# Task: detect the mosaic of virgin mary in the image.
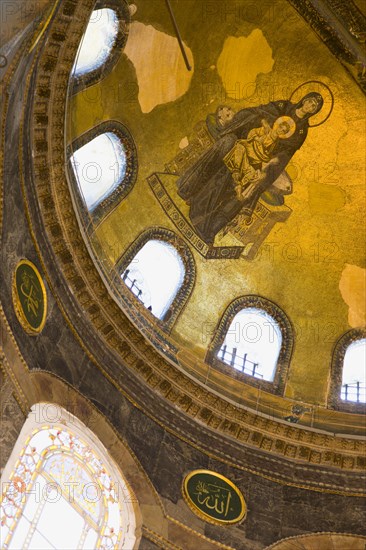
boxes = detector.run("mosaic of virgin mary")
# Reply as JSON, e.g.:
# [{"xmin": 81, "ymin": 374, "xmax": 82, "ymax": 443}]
[{"xmin": 177, "ymin": 92, "xmax": 324, "ymax": 245}]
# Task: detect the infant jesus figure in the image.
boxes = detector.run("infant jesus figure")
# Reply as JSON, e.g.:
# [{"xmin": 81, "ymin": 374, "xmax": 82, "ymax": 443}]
[{"xmin": 223, "ymin": 115, "xmax": 296, "ymax": 201}]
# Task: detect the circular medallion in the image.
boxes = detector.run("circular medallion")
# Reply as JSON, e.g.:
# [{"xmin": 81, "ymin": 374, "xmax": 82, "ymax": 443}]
[
  {"xmin": 12, "ymin": 260, "xmax": 47, "ymax": 335},
  {"xmin": 182, "ymin": 470, "xmax": 247, "ymax": 525}
]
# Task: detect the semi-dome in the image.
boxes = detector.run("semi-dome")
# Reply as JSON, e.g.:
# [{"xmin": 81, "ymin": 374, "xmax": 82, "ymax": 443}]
[
  {"xmin": 1, "ymin": 0, "xmax": 365, "ymax": 548},
  {"xmin": 65, "ymin": 0, "xmax": 365, "ymax": 427}
]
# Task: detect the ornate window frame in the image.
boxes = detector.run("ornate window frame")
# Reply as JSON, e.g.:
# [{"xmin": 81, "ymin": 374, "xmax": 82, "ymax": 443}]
[
  {"xmin": 205, "ymin": 295, "xmax": 294, "ymax": 395},
  {"xmin": 70, "ymin": 0, "xmax": 130, "ymax": 95},
  {"xmin": 0, "ymin": 403, "xmax": 140, "ymax": 550},
  {"xmin": 328, "ymin": 328, "xmax": 366, "ymax": 413},
  {"xmin": 115, "ymin": 227, "xmax": 196, "ymax": 333},
  {"xmin": 67, "ymin": 120, "xmax": 138, "ymax": 228}
]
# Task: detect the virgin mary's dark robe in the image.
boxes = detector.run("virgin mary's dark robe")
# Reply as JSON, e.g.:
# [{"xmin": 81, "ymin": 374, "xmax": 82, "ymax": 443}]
[{"xmin": 177, "ymin": 96, "xmax": 320, "ymax": 244}]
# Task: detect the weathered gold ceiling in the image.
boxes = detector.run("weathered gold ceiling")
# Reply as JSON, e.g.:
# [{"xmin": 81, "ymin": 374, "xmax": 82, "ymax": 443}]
[
  {"xmin": 1, "ymin": 5, "xmax": 366, "ymax": 547},
  {"xmin": 66, "ymin": 0, "xmax": 365, "ymax": 419}
]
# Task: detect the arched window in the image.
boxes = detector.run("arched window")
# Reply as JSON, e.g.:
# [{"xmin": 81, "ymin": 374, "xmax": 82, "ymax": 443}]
[
  {"xmin": 70, "ymin": 2, "xmax": 130, "ymax": 94},
  {"xmin": 328, "ymin": 329, "xmax": 366, "ymax": 412},
  {"xmin": 71, "ymin": 132, "xmax": 126, "ymax": 211},
  {"xmin": 68, "ymin": 121, "xmax": 137, "ymax": 224},
  {"xmin": 0, "ymin": 404, "xmax": 138, "ymax": 550},
  {"xmin": 72, "ymin": 8, "xmax": 119, "ymax": 78},
  {"xmin": 116, "ymin": 228, "xmax": 196, "ymax": 331},
  {"xmin": 218, "ymin": 307, "xmax": 282, "ymax": 382},
  {"xmin": 341, "ymin": 338, "xmax": 366, "ymax": 403},
  {"xmin": 122, "ymin": 240, "xmax": 185, "ymax": 320},
  {"xmin": 206, "ymin": 296, "xmax": 293, "ymax": 395}
]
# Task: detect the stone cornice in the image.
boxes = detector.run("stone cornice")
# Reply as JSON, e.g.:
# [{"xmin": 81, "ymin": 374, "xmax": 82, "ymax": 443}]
[{"xmin": 287, "ymin": 0, "xmax": 366, "ymax": 93}]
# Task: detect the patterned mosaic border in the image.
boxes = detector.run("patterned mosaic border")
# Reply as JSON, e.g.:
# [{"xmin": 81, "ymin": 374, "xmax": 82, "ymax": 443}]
[
  {"xmin": 206, "ymin": 296, "xmax": 293, "ymax": 396},
  {"xmin": 147, "ymin": 173, "xmax": 244, "ymax": 260},
  {"xmin": 328, "ymin": 328, "xmax": 366, "ymax": 413},
  {"xmin": 287, "ymin": 0, "xmax": 366, "ymax": 93}
]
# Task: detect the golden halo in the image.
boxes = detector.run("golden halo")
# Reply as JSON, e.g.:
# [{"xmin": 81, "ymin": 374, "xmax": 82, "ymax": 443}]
[
  {"xmin": 289, "ymin": 81, "xmax": 334, "ymax": 127},
  {"xmin": 273, "ymin": 116, "xmax": 296, "ymax": 139}
]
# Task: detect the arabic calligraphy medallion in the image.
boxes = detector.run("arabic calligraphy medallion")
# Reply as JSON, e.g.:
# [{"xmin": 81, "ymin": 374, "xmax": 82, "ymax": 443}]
[
  {"xmin": 183, "ymin": 470, "xmax": 246, "ymax": 525},
  {"xmin": 12, "ymin": 260, "xmax": 47, "ymax": 335}
]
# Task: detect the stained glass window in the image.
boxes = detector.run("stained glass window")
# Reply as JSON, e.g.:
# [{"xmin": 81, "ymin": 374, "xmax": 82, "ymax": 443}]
[
  {"xmin": 121, "ymin": 240, "xmax": 185, "ymax": 320},
  {"xmin": 70, "ymin": 132, "xmax": 127, "ymax": 211},
  {"xmin": 341, "ymin": 338, "xmax": 366, "ymax": 403},
  {"xmin": 72, "ymin": 9, "xmax": 119, "ymax": 77},
  {"xmin": 218, "ymin": 307, "xmax": 282, "ymax": 382},
  {"xmin": 0, "ymin": 405, "xmax": 137, "ymax": 549}
]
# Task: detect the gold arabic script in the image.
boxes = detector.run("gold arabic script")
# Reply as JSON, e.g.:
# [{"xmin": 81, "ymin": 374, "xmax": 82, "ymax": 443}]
[
  {"xmin": 20, "ymin": 272, "xmax": 41, "ymax": 317},
  {"xmin": 194, "ymin": 481, "xmax": 233, "ymax": 518}
]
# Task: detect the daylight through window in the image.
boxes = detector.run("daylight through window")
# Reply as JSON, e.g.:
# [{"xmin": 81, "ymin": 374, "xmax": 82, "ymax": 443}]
[
  {"xmin": 121, "ymin": 240, "xmax": 185, "ymax": 320},
  {"xmin": 70, "ymin": 132, "xmax": 127, "ymax": 211},
  {"xmin": 218, "ymin": 307, "xmax": 282, "ymax": 382},
  {"xmin": 72, "ymin": 8, "xmax": 119, "ymax": 77},
  {"xmin": 341, "ymin": 338, "xmax": 366, "ymax": 403},
  {"xmin": 0, "ymin": 405, "xmax": 138, "ymax": 550}
]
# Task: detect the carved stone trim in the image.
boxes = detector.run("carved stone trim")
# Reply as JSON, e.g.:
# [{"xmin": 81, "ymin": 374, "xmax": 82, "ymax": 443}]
[
  {"xmin": 328, "ymin": 328, "xmax": 366, "ymax": 413},
  {"xmin": 206, "ymin": 296, "xmax": 293, "ymax": 395},
  {"xmin": 67, "ymin": 120, "xmax": 138, "ymax": 227},
  {"xmin": 286, "ymin": 0, "xmax": 366, "ymax": 93},
  {"xmin": 115, "ymin": 227, "xmax": 196, "ymax": 333},
  {"xmin": 70, "ymin": 0, "xmax": 130, "ymax": 95}
]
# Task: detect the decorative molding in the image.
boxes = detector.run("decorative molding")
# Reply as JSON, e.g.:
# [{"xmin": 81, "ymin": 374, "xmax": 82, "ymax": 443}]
[
  {"xmin": 286, "ymin": 0, "xmax": 366, "ymax": 93},
  {"xmin": 265, "ymin": 531, "xmax": 366, "ymax": 549},
  {"xmin": 206, "ymin": 295, "xmax": 293, "ymax": 395},
  {"xmin": 141, "ymin": 526, "xmax": 182, "ymax": 550},
  {"xmin": 165, "ymin": 515, "xmax": 236, "ymax": 550},
  {"xmin": 328, "ymin": 328, "xmax": 366, "ymax": 413}
]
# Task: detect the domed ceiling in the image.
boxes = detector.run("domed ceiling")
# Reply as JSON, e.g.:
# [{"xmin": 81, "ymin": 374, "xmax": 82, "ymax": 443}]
[
  {"xmin": 66, "ymin": 0, "xmax": 365, "ymax": 428},
  {"xmin": 0, "ymin": 2, "xmax": 366, "ymax": 547}
]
